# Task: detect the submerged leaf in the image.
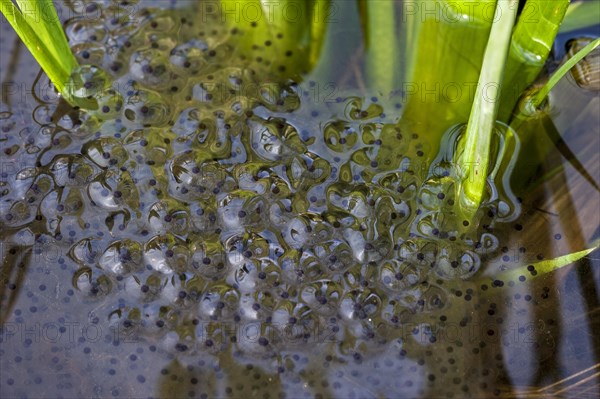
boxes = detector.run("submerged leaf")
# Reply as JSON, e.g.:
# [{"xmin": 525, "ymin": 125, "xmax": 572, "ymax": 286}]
[
  {"xmin": 489, "ymin": 242, "xmax": 599, "ymax": 283},
  {"xmin": 359, "ymin": 0, "xmax": 397, "ymax": 93}
]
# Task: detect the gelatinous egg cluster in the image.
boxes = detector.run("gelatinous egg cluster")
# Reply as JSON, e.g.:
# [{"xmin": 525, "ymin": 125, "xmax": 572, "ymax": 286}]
[
  {"xmin": 0, "ymin": 2, "xmax": 525, "ymax": 361},
  {"xmin": 3, "ymin": 2, "xmax": 588, "ymax": 399}
]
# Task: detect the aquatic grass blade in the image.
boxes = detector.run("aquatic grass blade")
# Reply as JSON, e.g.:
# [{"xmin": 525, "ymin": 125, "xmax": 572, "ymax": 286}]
[
  {"xmin": 14, "ymin": 0, "xmax": 74, "ymax": 69},
  {"xmin": 489, "ymin": 242, "xmax": 599, "ymax": 283},
  {"xmin": 510, "ymin": 37, "xmax": 599, "ymax": 129},
  {"xmin": 0, "ymin": 1, "xmax": 66, "ymax": 91},
  {"xmin": 0, "ymin": 0, "xmax": 77, "ymax": 102},
  {"xmin": 531, "ymin": 37, "xmax": 600, "ymax": 108},
  {"xmin": 458, "ymin": 0, "xmax": 519, "ymax": 218}
]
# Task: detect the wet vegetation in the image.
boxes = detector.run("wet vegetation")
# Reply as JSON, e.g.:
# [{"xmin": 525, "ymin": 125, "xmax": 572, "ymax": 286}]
[{"xmin": 0, "ymin": 1, "xmax": 599, "ymax": 398}]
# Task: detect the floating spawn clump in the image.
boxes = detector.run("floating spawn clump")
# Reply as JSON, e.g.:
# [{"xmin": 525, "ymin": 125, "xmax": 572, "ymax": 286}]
[{"xmin": 0, "ymin": 3, "xmax": 586, "ymax": 399}]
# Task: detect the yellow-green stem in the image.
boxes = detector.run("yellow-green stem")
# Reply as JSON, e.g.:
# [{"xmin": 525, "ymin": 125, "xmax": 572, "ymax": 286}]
[
  {"xmin": 460, "ymin": 0, "xmax": 519, "ymax": 218},
  {"xmin": 499, "ymin": 0, "xmax": 570, "ymax": 121}
]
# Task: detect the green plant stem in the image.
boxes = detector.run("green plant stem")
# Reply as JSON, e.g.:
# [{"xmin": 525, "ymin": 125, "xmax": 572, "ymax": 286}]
[
  {"xmin": 460, "ymin": 0, "xmax": 519, "ymax": 217},
  {"xmin": 395, "ymin": 0, "xmax": 496, "ymax": 162},
  {"xmin": 498, "ymin": 0, "xmax": 570, "ymax": 121},
  {"xmin": 359, "ymin": 0, "xmax": 397, "ymax": 94},
  {"xmin": 1, "ymin": 0, "xmax": 78, "ymax": 102}
]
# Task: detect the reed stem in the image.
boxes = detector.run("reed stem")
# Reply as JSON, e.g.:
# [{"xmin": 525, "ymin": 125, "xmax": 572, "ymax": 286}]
[{"xmin": 459, "ymin": 0, "xmax": 519, "ymax": 218}]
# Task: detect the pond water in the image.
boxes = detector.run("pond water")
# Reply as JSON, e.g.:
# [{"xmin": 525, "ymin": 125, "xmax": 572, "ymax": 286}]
[{"xmin": 1, "ymin": 1, "xmax": 599, "ymax": 398}]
